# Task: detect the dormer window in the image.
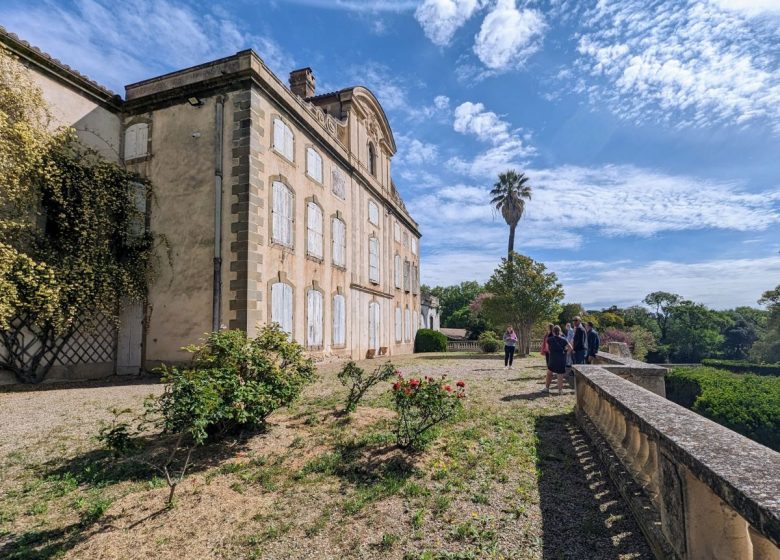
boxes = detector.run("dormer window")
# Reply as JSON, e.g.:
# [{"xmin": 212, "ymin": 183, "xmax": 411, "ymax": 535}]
[{"xmin": 368, "ymin": 142, "xmax": 376, "ymax": 176}]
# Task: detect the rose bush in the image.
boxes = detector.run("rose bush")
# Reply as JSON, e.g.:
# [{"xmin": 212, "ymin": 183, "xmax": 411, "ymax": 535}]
[{"xmin": 392, "ymin": 373, "xmax": 466, "ymax": 449}]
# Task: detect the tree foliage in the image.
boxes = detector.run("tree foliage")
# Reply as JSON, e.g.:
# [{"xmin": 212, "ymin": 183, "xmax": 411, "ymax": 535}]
[
  {"xmin": 480, "ymin": 253, "xmax": 564, "ymax": 356},
  {"xmin": 752, "ymin": 285, "xmax": 780, "ymax": 363},
  {"xmin": 489, "ymin": 170, "xmax": 532, "ymax": 258},
  {"xmin": 0, "ymin": 50, "xmax": 157, "ymax": 383}
]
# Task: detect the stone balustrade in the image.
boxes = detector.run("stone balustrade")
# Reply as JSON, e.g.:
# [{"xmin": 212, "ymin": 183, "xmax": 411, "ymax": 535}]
[
  {"xmin": 574, "ymin": 363, "xmax": 780, "ymax": 560},
  {"xmin": 592, "ymin": 347, "xmax": 668, "ymax": 397}
]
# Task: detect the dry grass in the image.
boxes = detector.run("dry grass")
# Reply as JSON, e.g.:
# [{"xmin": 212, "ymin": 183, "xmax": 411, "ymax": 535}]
[{"xmin": 0, "ymin": 353, "xmax": 652, "ymax": 560}]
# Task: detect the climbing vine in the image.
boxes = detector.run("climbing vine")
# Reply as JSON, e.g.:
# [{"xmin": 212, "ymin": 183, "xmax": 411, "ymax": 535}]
[{"xmin": 0, "ymin": 48, "xmax": 158, "ymax": 383}]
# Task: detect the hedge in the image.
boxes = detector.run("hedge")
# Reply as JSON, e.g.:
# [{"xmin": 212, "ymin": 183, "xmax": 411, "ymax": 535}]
[
  {"xmin": 700, "ymin": 358, "xmax": 780, "ymax": 377},
  {"xmin": 666, "ymin": 367, "xmax": 780, "ymax": 452},
  {"xmin": 414, "ymin": 329, "xmax": 447, "ymax": 353},
  {"xmin": 477, "ymin": 332, "xmax": 501, "ymax": 353}
]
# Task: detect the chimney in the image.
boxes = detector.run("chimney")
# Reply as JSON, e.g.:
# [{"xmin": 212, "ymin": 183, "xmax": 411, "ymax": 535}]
[{"xmin": 289, "ymin": 67, "xmax": 315, "ymax": 98}]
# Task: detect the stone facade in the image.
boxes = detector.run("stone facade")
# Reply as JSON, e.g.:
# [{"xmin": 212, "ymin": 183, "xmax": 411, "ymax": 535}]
[{"xmin": 1, "ymin": 28, "xmax": 423, "ymax": 376}]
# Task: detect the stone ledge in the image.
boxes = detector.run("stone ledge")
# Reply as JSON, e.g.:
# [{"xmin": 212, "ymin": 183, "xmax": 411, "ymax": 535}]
[
  {"xmin": 593, "ymin": 351, "xmax": 668, "ymax": 396},
  {"xmin": 574, "ymin": 366, "xmax": 780, "ymax": 549}
]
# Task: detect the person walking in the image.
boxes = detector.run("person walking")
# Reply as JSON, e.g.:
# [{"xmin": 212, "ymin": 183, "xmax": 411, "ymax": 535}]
[
  {"xmin": 586, "ymin": 321, "xmax": 600, "ymax": 364},
  {"xmin": 545, "ymin": 325, "xmax": 572, "ymax": 395},
  {"xmin": 503, "ymin": 326, "xmax": 518, "ymax": 370},
  {"xmin": 540, "ymin": 323, "xmax": 553, "ymax": 376},
  {"xmin": 572, "ymin": 316, "xmax": 588, "ymax": 365}
]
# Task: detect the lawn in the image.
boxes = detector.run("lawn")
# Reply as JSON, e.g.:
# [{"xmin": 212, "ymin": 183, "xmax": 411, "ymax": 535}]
[{"xmin": 0, "ymin": 353, "xmax": 651, "ymax": 559}]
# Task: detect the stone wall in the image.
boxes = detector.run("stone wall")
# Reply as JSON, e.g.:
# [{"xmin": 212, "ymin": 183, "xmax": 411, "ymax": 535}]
[{"xmin": 574, "ymin": 359, "xmax": 780, "ymax": 560}]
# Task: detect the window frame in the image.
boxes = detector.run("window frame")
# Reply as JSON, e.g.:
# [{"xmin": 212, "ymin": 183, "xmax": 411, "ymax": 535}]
[
  {"xmin": 271, "ymin": 180, "xmax": 294, "ymax": 248},
  {"xmin": 368, "ymin": 236, "xmax": 380, "ymax": 285},
  {"xmin": 272, "ymin": 117, "xmax": 295, "ymax": 162},
  {"xmin": 306, "ymin": 200, "xmax": 324, "ymax": 260},
  {"xmin": 331, "ymin": 216, "xmax": 347, "ymax": 268}
]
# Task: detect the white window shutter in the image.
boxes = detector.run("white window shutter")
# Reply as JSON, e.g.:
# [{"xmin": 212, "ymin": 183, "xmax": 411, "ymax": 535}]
[
  {"xmin": 395, "ymin": 307, "xmax": 402, "ymax": 342},
  {"xmin": 404, "ymin": 260, "xmax": 410, "ymax": 292},
  {"xmin": 412, "ymin": 237, "xmax": 418, "ymax": 255},
  {"xmin": 307, "ymin": 202, "xmax": 323, "ymax": 258},
  {"xmin": 333, "ymin": 294, "xmax": 345, "ymax": 346},
  {"xmin": 368, "ymin": 201, "xmax": 379, "ymax": 225},
  {"xmin": 369, "ymin": 302, "xmax": 380, "ymax": 351},
  {"xmin": 272, "ymin": 181, "xmax": 293, "ymax": 246},
  {"xmin": 369, "ymin": 237, "xmax": 379, "ymax": 283},
  {"xmin": 285, "ymin": 125, "xmax": 294, "ymax": 160},
  {"xmin": 307, "ymin": 290, "xmax": 322, "ymax": 346},
  {"xmin": 394, "ymin": 223, "xmax": 401, "ymax": 242},
  {"xmin": 332, "ymin": 168, "xmax": 346, "ymax": 199},
  {"xmin": 272, "ymin": 283, "xmax": 293, "ymax": 336},
  {"xmin": 332, "ymin": 218, "xmax": 346, "ymax": 267},
  {"xmin": 394, "ymin": 255, "xmax": 401, "ymax": 288},
  {"xmin": 405, "ymin": 308, "xmax": 411, "ymax": 342},
  {"xmin": 413, "ymin": 311, "xmax": 418, "ymax": 340}
]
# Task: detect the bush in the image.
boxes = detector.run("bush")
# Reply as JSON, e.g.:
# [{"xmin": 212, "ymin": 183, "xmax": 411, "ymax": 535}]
[
  {"xmin": 666, "ymin": 367, "xmax": 780, "ymax": 451},
  {"xmin": 392, "ymin": 373, "xmax": 465, "ymax": 449},
  {"xmin": 701, "ymin": 359, "xmax": 780, "ymax": 377},
  {"xmin": 477, "ymin": 332, "xmax": 500, "ymax": 353},
  {"xmin": 414, "ymin": 329, "xmax": 447, "ymax": 353},
  {"xmin": 338, "ymin": 361, "xmax": 397, "ymax": 413}
]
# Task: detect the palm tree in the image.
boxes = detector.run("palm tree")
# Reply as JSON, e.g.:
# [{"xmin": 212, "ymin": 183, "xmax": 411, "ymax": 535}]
[{"xmin": 490, "ymin": 170, "xmax": 532, "ymax": 258}]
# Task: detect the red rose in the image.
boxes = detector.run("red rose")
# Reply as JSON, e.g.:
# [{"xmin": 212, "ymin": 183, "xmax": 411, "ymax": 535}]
[
  {"xmin": 444, "ymin": 385, "xmax": 452, "ymax": 392},
  {"xmin": 392, "ymin": 382, "xmax": 400, "ymax": 391},
  {"xmin": 404, "ymin": 388, "xmax": 412, "ymax": 396},
  {"xmin": 410, "ymin": 379, "xmax": 420, "ymax": 387},
  {"xmin": 456, "ymin": 381, "xmax": 465, "ymax": 388}
]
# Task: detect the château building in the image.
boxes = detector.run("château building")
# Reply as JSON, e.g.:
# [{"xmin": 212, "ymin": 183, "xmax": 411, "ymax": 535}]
[{"xmin": 0, "ymin": 27, "xmax": 423, "ymax": 377}]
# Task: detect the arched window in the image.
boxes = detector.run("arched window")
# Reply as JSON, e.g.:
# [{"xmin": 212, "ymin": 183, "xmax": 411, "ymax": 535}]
[
  {"xmin": 368, "ymin": 142, "xmax": 376, "ymax": 176},
  {"xmin": 271, "ymin": 282, "xmax": 293, "ymax": 335},
  {"xmin": 307, "ymin": 289, "xmax": 323, "ymax": 347},
  {"xmin": 394, "ymin": 254, "xmax": 401, "ymax": 289},
  {"xmin": 404, "ymin": 308, "xmax": 411, "ymax": 343},
  {"xmin": 395, "ymin": 306, "xmax": 402, "ymax": 343},
  {"xmin": 272, "ymin": 118, "xmax": 294, "ymax": 161},
  {"xmin": 332, "ymin": 217, "xmax": 346, "ymax": 267},
  {"xmin": 272, "ymin": 181, "xmax": 293, "ymax": 247},
  {"xmin": 333, "ymin": 294, "xmax": 346, "ymax": 346},
  {"xmin": 306, "ymin": 201, "xmax": 323, "ymax": 259},
  {"xmin": 368, "ymin": 236, "xmax": 380, "ymax": 284},
  {"xmin": 306, "ymin": 147, "xmax": 323, "ymax": 183},
  {"xmin": 124, "ymin": 123, "xmax": 148, "ymax": 160}
]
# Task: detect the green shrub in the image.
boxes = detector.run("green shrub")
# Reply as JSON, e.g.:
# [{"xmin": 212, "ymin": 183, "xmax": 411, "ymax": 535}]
[
  {"xmin": 477, "ymin": 332, "xmax": 500, "ymax": 353},
  {"xmin": 414, "ymin": 329, "xmax": 447, "ymax": 353},
  {"xmin": 337, "ymin": 361, "xmax": 397, "ymax": 413},
  {"xmin": 666, "ymin": 367, "xmax": 780, "ymax": 451},
  {"xmin": 701, "ymin": 359, "xmax": 780, "ymax": 377},
  {"xmin": 392, "ymin": 374, "xmax": 465, "ymax": 449}
]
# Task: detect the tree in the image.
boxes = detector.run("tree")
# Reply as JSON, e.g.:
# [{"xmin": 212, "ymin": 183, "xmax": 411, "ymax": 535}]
[
  {"xmin": 623, "ymin": 305, "xmax": 661, "ymax": 337},
  {"xmin": 480, "ymin": 253, "xmax": 564, "ymax": 356},
  {"xmin": 424, "ymin": 281, "xmax": 483, "ymax": 328},
  {"xmin": 557, "ymin": 303, "xmax": 585, "ymax": 326},
  {"xmin": 721, "ymin": 314, "xmax": 758, "ymax": 359},
  {"xmin": 643, "ymin": 291, "xmax": 682, "ymax": 342},
  {"xmin": 0, "ymin": 50, "xmax": 157, "ymax": 383},
  {"xmin": 489, "ymin": 170, "xmax": 532, "ymax": 258},
  {"xmin": 665, "ymin": 301, "xmax": 724, "ymax": 362},
  {"xmin": 751, "ymin": 285, "xmax": 780, "ymax": 363}
]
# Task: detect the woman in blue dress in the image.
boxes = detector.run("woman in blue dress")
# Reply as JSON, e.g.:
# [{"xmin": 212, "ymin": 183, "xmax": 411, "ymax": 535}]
[{"xmin": 545, "ymin": 325, "xmax": 573, "ymax": 395}]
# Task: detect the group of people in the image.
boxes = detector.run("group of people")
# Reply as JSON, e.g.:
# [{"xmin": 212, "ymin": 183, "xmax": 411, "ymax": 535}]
[{"xmin": 500, "ymin": 317, "xmax": 601, "ymax": 395}]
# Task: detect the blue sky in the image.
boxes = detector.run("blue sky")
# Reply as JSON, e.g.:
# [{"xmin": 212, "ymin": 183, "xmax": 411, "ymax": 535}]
[{"xmin": 3, "ymin": 0, "xmax": 780, "ymax": 309}]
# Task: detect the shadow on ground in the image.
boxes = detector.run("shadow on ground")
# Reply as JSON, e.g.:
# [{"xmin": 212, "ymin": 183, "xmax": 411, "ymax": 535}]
[
  {"xmin": 534, "ymin": 413, "xmax": 653, "ymax": 559},
  {"xmin": 0, "ymin": 374, "xmax": 162, "ymax": 394}
]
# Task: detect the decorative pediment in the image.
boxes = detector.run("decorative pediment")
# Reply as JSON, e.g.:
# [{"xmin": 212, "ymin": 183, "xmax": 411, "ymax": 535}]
[{"xmin": 351, "ymin": 87, "xmax": 397, "ymax": 155}]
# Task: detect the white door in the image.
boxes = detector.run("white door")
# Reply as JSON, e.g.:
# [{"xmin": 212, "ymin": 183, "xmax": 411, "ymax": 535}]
[{"xmin": 116, "ymin": 302, "xmax": 143, "ymax": 374}]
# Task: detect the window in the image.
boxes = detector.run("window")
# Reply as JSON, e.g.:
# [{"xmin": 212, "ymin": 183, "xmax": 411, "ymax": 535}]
[
  {"xmin": 395, "ymin": 306, "xmax": 402, "ymax": 343},
  {"xmin": 368, "ymin": 200, "xmax": 379, "ymax": 226},
  {"xmin": 307, "ymin": 289, "xmax": 323, "ymax": 347},
  {"xmin": 403, "ymin": 260, "xmax": 411, "ymax": 292},
  {"xmin": 394, "ymin": 255, "xmax": 401, "ymax": 289},
  {"xmin": 412, "ymin": 237, "xmax": 418, "ymax": 255},
  {"xmin": 333, "ymin": 294, "xmax": 346, "ymax": 346},
  {"xmin": 271, "ymin": 282, "xmax": 293, "ymax": 335},
  {"xmin": 413, "ymin": 310, "xmax": 418, "ymax": 340},
  {"xmin": 394, "ymin": 222, "xmax": 401, "ymax": 243},
  {"xmin": 332, "ymin": 168, "xmax": 346, "ymax": 200},
  {"xmin": 306, "ymin": 201, "xmax": 323, "ymax": 259},
  {"xmin": 403, "ymin": 231, "xmax": 410, "ymax": 250},
  {"xmin": 306, "ymin": 147, "xmax": 323, "ymax": 183},
  {"xmin": 272, "ymin": 181, "xmax": 293, "ymax": 247},
  {"xmin": 332, "ymin": 217, "xmax": 346, "ymax": 267},
  {"xmin": 412, "ymin": 264, "xmax": 419, "ymax": 294},
  {"xmin": 124, "ymin": 123, "xmax": 148, "ymax": 160},
  {"xmin": 368, "ymin": 237, "xmax": 380, "ymax": 284},
  {"xmin": 369, "ymin": 301, "xmax": 380, "ymax": 351},
  {"xmin": 272, "ymin": 118, "xmax": 294, "ymax": 161},
  {"xmin": 129, "ymin": 182, "xmax": 147, "ymax": 238},
  {"xmin": 404, "ymin": 308, "xmax": 411, "ymax": 343},
  {"xmin": 368, "ymin": 142, "xmax": 376, "ymax": 176}
]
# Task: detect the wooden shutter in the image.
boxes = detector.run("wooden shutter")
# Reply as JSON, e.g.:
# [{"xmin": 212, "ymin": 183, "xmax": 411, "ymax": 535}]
[
  {"xmin": 412, "ymin": 237, "xmax": 417, "ymax": 255},
  {"xmin": 404, "ymin": 260, "xmax": 410, "ymax": 292},
  {"xmin": 307, "ymin": 290, "xmax": 322, "ymax": 347},
  {"xmin": 285, "ymin": 124, "xmax": 294, "ymax": 160},
  {"xmin": 395, "ymin": 307, "xmax": 402, "ymax": 342},
  {"xmin": 369, "ymin": 237, "xmax": 379, "ymax": 284},
  {"xmin": 394, "ymin": 255, "xmax": 401, "ymax": 288},
  {"xmin": 124, "ymin": 123, "xmax": 148, "ymax": 160},
  {"xmin": 394, "ymin": 222, "xmax": 401, "ymax": 242},
  {"xmin": 413, "ymin": 311, "xmax": 418, "ymax": 340},
  {"xmin": 405, "ymin": 308, "xmax": 411, "ymax": 342},
  {"xmin": 307, "ymin": 148, "xmax": 322, "ymax": 183},
  {"xmin": 368, "ymin": 201, "xmax": 379, "ymax": 225},
  {"xmin": 307, "ymin": 202, "xmax": 323, "ymax": 258},
  {"xmin": 332, "ymin": 168, "xmax": 346, "ymax": 199},
  {"xmin": 332, "ymin": 218, "xmax": 346, "ymax": 267},
  {"xmin": 369, "ymin": 302, "xmax": 380, "ymax": 351},
  {"xmin": 273, "ymin": 181, "xmax": 293, "ymax": 246},
  {"xmin": 272, "ymin": 283, "xmax": 293, "ymax": 335},
  {"xmin": 333, "ymin": 294, "xmax": 345, "ymax": 346}
]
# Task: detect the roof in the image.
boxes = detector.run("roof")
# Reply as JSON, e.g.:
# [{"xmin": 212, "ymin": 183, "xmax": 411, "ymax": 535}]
[
  {"xmin": 440, "ymin": 328, "xmax": 468, "ymax": 340},
  {"xmin": 0, "ymin": 25, "xmax": 120, "ymax": 106}
]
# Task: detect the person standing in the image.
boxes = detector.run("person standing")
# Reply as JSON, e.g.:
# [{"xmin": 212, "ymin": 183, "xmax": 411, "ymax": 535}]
[
  {"xmin": 572, "ymin": 316, "xmax": 588, "ymax": 365},
  {"xmin": 540, "ymin": 323, "xmax": 553, "ymax": 374},
  {"xmin": 503, "ymin": 326, "xmax": 518, "ymax": 370},
  {"xmin": 586, "ymin": 321, "xmax": 600, "ymax": 364},
  {"xmin": 565, "ymin": 322, "xmax": 574, "ymax": 368},
  {"xmin": 545, "ymin": 325, "xmax": 572, "ymax": 395}
]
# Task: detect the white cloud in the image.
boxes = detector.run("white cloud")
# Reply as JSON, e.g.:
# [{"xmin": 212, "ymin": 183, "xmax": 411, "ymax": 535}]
[
  {"xmin": 711, "ymin": 0, "xmax": 780, "ymax": 16},
  {"xmin": 449, "ymin": 101, "xmax": 536, "ymax": 177},
  {"xmin": 0, "ymin": 0, "xmax": 294, "ymax": 94},
  {"xmin": 473, "ymin": 0, "xmax": 546, "ymax": 71},
  {"xmin": 573, "ymin": 0, "xmax": 780, "ymax": 131},
  {"xmin": 434, "ymin": 95, "xmax": 451, "ymax": 110},
  {"xmin": 280, "ymin": 0, "xmax": 418, "ymax": 11},
  {"xmin": 415, "ymin": 0, "xmax": 485, "ymax": 46},
  {"xmin": 550, "ymin": 256, "xmax": 780, "ymax": 309},
  {"xmin": 395, "ymin": 134, "xmax": 439, "ymax": 166}
]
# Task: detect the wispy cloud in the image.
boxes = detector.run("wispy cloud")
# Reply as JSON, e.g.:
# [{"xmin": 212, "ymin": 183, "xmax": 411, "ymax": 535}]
[
  {"xmin": 711, "ymin": 0, "xmax": 780, "ymax": 16},
  {"xmin": 572, "ymin": 0, "xmax": 780, "ymax": 132},
  {"xmin": 448, "ymin": 101, "xmax": 536, "ymax": 177},
  {"xmin": 0, "ymin": 0, "xmax": 294, "ymax": 94},
  {"xmin": 279, "ymin": 0, "xmax": 418, "ymax": 12}
]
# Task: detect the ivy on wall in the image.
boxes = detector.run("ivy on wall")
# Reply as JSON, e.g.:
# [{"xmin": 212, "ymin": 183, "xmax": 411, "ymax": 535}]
[{"xmin": 0, "ymin": 49, "xmax": 158, "ymax": 383}]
